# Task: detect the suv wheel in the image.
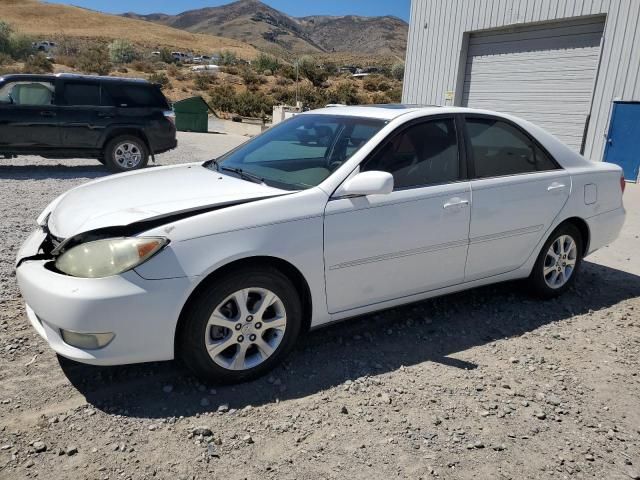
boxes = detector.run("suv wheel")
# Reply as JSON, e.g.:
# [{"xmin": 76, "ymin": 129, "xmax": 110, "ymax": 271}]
[
  {"xmin": 104, "ymin": 135, "xmax": 149, "ymax": 172},
  {"xmin": 178, "ymin": 267, "xmax": 303, "ymax": 383}
]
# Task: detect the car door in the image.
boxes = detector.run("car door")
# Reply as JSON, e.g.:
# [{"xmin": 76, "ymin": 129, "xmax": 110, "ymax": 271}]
[
  {"xmin": 463, "ymin": 115, "xmax": 570, "ymax": 281},
  {"xmin": 323, "ymin": 116, "xmax": 471, "ymax": 313},
  {"xmin": 0, "ymin": 79, "xmax": 60, "ymax": 149},
  {"xmin": 57, "ymin": 80, "xmax": 113, "ymax": 148}
]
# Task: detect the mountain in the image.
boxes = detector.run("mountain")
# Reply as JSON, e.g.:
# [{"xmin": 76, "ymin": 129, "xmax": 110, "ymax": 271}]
[
  {"xmin": 122, "ymin": 0, "xmax": 408, "ymax": 58},
  {"xmin": 0, "ymin": 0, "xmax": 257, "ymax": 58}
]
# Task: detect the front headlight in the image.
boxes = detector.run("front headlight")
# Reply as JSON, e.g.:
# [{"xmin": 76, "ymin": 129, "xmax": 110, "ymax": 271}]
[{"xmin": 55, "ymin": 237, "xmax": 168, "ymax": 278}]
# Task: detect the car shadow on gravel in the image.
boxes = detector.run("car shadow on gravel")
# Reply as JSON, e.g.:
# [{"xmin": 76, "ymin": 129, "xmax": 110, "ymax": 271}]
[
  {"xmin": 0, "ymin": 164, "xmax": 109, "ymax": 180},
  {"xmin": 58, "ymin": 261, "xmax": 640, "ymax": 419}
]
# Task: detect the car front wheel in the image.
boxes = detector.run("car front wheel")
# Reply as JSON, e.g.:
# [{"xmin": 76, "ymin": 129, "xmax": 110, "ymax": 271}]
[
  {"xmin": 178, "ymin": 267, "xmax": 302, "ymax": 383},
  {"xmin": 103, "ymin": 135, "xmax": 149, "ymax": 172},
  {"xmin": 529, "ymin": 223, "xmax": 583, "ymax": 298}
]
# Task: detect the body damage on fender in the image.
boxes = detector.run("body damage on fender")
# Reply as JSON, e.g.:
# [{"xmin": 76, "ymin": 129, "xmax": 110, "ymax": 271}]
[{"xmin": 16, "ymin": 194, "xmax": 288, "ymax": 268}]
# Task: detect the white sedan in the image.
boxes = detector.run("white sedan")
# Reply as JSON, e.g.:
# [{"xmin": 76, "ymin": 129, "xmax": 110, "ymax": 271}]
[{"xmin": 16, "ymin": 105, "xmax": 626, "ymax": 383}]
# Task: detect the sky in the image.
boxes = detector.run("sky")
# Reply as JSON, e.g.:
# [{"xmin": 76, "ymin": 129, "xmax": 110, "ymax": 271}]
[{"xmin": 48, "ymin": 0, "xmax": 411, "ymax": 21}]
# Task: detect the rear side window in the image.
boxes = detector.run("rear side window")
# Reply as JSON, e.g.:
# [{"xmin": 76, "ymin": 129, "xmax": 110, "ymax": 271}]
[
  {"xmin": 466, "ymin": 117, "xmax": 558, "ymax": 178},
  {"xmin": 103, "ymin": 84, "xmax": 169, "ymax": 108},
  {"xmin": 363, "ymin": 118, "xmax": 460, "ymax": 189},
  {"xmin": 61, "ymin": 82, "xmax": 101, "ymax": 106}
]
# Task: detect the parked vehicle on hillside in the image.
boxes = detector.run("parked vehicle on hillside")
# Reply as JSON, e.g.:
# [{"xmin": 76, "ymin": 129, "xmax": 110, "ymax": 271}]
[
  {"xmin": 16, "ymin": 105, "xmax": 626, "ymax": 383},
  {"xmin": 32, "ymin": 40, "xmax": 57, "ymax": 53},
  {"xmin": 0, "ymin": 73, "xmax": 177, "ymax": 172}
]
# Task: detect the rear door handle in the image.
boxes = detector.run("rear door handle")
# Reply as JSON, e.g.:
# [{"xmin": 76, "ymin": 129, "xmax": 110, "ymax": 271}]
[
  {"xmin": 97, "ymin": 112, "xmax": 114, "ymax": 118},
  {"xmin": 547, "ymin": 182, "xmax": 566, "ymax": 192},
  {"xmin": 443, "ymin": 198, "xmax": 470, "ymax": 209},
  {"xmin": 39, "ymin": 111, "xmax": 56, "ymax": 117}
]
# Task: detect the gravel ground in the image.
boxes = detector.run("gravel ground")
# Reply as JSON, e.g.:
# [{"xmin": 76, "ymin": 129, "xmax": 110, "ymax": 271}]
[{"xmin": 1, "ymin": 135, "xmax": 639, "ymax": 480}]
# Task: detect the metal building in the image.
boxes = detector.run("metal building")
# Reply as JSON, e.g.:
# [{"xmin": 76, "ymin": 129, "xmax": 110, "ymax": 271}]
[{"xmin": 403, "ymin": 0, "xmax": 640, "ymax": 180}]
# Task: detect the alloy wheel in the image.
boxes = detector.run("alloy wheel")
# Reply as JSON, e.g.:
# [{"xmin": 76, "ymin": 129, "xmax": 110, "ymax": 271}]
[
  {"xmin": 543, "ymin": 234, "xmax": 578, "ymax": 289},
  {"xmin": 113, "ymin": 142, "xmax": 142, "ymax": 169},
  {"xmin": 205, "ymin": 288, "xmax": 287, "ymax": 371}
]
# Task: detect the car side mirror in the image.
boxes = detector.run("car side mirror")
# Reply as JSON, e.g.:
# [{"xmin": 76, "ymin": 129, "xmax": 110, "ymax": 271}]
[{"xmin": 335, "ymin": 171, "xmax": 394, "ymax": 197}]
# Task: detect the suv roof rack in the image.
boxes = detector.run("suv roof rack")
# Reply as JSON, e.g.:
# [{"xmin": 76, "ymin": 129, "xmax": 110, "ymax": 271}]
[{"xmin": 54, "ymin": 73, "xmax": 149, "ymax": 83}]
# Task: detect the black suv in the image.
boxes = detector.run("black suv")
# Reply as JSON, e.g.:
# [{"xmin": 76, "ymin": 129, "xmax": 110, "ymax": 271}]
[{"xmin": 0, "ymin": 73, "xmax": 177, "ymax": 172}]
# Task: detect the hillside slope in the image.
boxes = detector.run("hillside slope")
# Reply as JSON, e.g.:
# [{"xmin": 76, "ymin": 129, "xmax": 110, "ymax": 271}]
[
  {"xmin": 0, "ymin": 0, "xmax": 257, "ymax": 58},
  {"xmin": 123, "ymin": 0, "xmax": 408, "ymax": 58}
]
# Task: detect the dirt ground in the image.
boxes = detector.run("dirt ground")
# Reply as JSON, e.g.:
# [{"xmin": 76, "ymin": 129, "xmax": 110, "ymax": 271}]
[{"xmin": 1, "ymin": 135, "xmax": 639, "ymax": 480}]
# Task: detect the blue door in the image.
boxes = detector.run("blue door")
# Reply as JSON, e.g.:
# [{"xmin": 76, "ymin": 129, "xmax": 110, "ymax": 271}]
[{"xmin": 604, "ymin": 102, "xmax": 640, "ymax": 182}]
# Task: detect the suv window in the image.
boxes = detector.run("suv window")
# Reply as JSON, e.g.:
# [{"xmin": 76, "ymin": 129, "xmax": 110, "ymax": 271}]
[
  {"xmin": 103, "ymin": 83, "xmax": 168, "ymax": 108},
  {"xmin": 363, "ymin": 118, "xmax": 460, "ymax": 189},
  {"xmin": 466, "ymin": 117, "xmax": 558, "ymax": 178},
  {"xmin": 61, "ymin": 82, "xmax": 100, "ymax": 106},
  {"xmin": 0, "ymin": 81, "xmax": 54, "ymax": 106}
]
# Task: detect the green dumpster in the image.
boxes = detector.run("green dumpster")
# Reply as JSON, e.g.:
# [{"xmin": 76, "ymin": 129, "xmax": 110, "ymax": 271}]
[{"xmin": 173, "ymin": 96, "xmax": 211, "ymax": 133}]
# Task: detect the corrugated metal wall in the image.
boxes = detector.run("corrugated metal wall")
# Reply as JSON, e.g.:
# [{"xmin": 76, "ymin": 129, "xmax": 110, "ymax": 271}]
[{"xmin": 403, "ymin": 0, "xmax": 640, "ymax": 162}]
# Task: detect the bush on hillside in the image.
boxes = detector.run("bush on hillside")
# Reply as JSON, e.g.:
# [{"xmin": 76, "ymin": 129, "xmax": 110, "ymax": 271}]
[
  {"xmin": 148, "ymin": 72, "xmax": 171, "ymax": 89},
  {"xmin": 254, "ymin": 53, "xmax": 280, "ymax": 74},
  {"xmin": 218, "ymin": 50, "xmax": 238, "ymax": 66},
  {"xmin": 0, "ymin": 52, "xmax": 12, "ymax": 65},
  {"xmin": 391, "ymin": 62, "xmax": 405, "ymax": 81},
  {"xmin": 109, "ymin": 39, "xmax": 138, "ymax": 64},
  {"xmin": 22, "ymin": 53, "xmax": 54, "ymax": 74},
  {"xmin": 209, "ymin": 84, "xmax": 237, "ymax": 113},
  {"xmin": 193, "ymin": 72, "xmax": 216, "ymax": 90},
  {"xmin": 158, "ymin": 48, "xmax": 175, "ymax": 64},
  {"xmin": 0, "ymin": 21, "xmax": 34, "ymax": 60},
  {"xmin": 297, "ymin": 55, "xmax": 328, "ymax": 87},
  {"xmin": 77, "ymin": 44, "xmax": 112, "ymax": 75}
]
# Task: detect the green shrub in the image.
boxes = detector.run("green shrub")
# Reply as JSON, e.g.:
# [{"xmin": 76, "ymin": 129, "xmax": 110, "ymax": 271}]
[
  {"xmin": 233, "ymin": 90, "xmax": 274, "ymax": 118},
  {"xmin": 209, "ymin": 84, "xmax": 237, "ymax": 113},
  {"xmin": 193, "ymin": 72, "xmax": 215, "ymax": 90},
  {"xmin": 391, "ymin": 62, "xmax": 405, "ymax": 81},
  {"xmin": 0, "ymin": 52, "xmax": 11, "ymax": 65},
  {"xmin": 131, "ymin": 60, "xmax": 156, "ymax": 73},
  {"xmin": 297, "ymin": 55, "xmax": 327, "ymax": 87},
  {"xmin": 158, "ymin": 48, "xmax": 175, "ymax": 64},
  {"xmin": 0, "ymin": 21, "xmax": 11, "ymax": 55},
  {"xmin": 254, "ymin": 53, "xmax": 280, "ymax": 74},
  {"xmin": 22, "ymin": 53, "xmax": 54, "ymax": 74},
  {"xmin": 109, "ymin": 39, "xmax": 138, "ymax": 64},
  {"xmin": 77, "ymin": 45, "xmax": 112, "ymax": 75},
  {"xmin": 328, "ymin": 82, "xmax": 364, "ymax": 105},
  {"xmin": 0, "ymin": 22, "xmax": 34, "ymax": 61},
  {"xmin": 218, "ymin": 50, "xmax": 238, "ymax": 66},
  {"xmin": 363, "ymin": 75, "xmax": 391, "ymax": 92},
  {"xmin": 148, "ymin": 72, "xmax": 170, "ymax": 89}
]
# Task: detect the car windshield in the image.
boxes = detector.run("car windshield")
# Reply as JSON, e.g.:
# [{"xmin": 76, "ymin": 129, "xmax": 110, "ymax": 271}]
[{"xmin": 207, "ymin": 114, "xmax": 386, "ymax": 190}]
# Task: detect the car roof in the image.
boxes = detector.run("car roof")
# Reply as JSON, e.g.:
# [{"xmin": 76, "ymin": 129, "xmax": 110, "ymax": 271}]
[{"xmin": 0, "ymin": 73, "xmax": 150, "ymax": 84}]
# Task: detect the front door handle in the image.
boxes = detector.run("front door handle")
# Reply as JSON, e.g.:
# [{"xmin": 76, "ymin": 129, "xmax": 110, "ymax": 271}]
[
  {"xmin": 547, "ymin": 182, "xmax": 566, "ymax": 192},
  {"xmin": 39, "ymin": 111, "xmax": 56, "ymax": 117},
  {"xmin": 97, "ymin": 112, "xmax": 114, "ymax": 118},
  {"xmin": 443, "ymin": 198, "xmax": 470, "ymax": 209}
]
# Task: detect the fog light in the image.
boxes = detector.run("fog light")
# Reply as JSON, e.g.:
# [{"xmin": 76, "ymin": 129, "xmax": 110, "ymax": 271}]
[{"xmin": 60, "ymin": 330, "xmax": 115, "ymax": 350}]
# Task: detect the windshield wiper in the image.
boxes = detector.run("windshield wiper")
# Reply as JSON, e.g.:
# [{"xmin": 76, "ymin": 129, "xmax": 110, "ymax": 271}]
[{"xmin": 220, "ymin": 166, "xmax": 265, "ymax": 185}]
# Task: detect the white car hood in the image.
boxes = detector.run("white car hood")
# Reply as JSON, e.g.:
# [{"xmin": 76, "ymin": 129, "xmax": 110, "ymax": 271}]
[{"xmin": 48, "ymin": 164, "xmax": 287, "ymax": 238}]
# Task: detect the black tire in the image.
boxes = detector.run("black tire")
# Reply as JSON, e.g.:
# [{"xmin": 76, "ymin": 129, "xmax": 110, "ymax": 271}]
[
  {"xmin": 103, "ymin": 135, "xmax": 149, "ymax": 173},
  {"xmin": 528, "ymin": 223, "xmax": 583, "ymax": 298},
  {"xmin": 178, "ymin": 267, "xmax": 303, "ymax": 384}
]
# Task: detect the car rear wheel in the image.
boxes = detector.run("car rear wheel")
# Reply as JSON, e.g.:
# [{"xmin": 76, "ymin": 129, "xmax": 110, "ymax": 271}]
[
  {"xmin": 528, "ymin": 223, "xmax": 583, "ymax": 298},
  {"xmin": 103, "ymin": 135, "xmax": 149, "ymax": 172},
  {"xmin": 178, "ymin": 267, "xmax": 302, "ymax": 383}
]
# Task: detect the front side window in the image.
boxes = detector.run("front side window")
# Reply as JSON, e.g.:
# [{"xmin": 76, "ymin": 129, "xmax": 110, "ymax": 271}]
[
  {"xmin": 466, "ymin": 117, "xmax": 558, "ymax": 178},
  {"xmin": 209, "ymin": 115, "xmax": 386, "ymax": 190},
  {"xmin": 362, "ymin": 118, "xmax": 460, "ymax": 189},
  {"xmin": 0, "ymin": 81, "xmax": 54, "ymax": 106},
  {"xmin": 61, "ymin": 82, "xmax": 101, "ymax": 106}
]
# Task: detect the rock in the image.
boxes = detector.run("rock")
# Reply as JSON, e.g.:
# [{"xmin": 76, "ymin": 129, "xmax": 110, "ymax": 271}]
[
  {"xmin": 493, "ymin": 444, "xmax": 506, "ymax": 451},
  {"xmin": 243, "ymin": 435, "xmax": 254, "ymax": 444},
  {"xmin": 217, "ymin": 404, "xmax": 229, "ymax": 413},
  {"xmin": 546, "ymin": 395, "xmax": 561, "ymax": 407},
  {"xmin": 340, "ymin": 406, "xmax": 348, "ymax": 414},
  {"xmin": 509, "ymin": 357, "xmax": 519, "ymax": 364},
  {"xmin": 32, "ymin": 441, "xmax": 46, "ymax": 453},
  {"xmin": 162, "ymin": 385, "xmax": 174, "ymax": 393},
  {"xmin": 585, "ymin": 454, "xmax": 595, "ymax": 461},
  {"xmin": 474, "ymin": 441, "xmax": 485, "ymax": 449},
  {"xmin": 480, "ymin": 410, "xmax": 490, "ymax": 417},
  {"xmin": 66, "ymin": 446, "xmax": 78, "ymax": 456},
  {"xmin": 24, "ymin": 459, "xmax": 35, "ymax": 468},
  {"xmin": 148, "ymin": 424, "xmax": 157, "ymax": 431},
  {"xmin": 207, "ymin": 443, "xmax": 219, "ymax": 458},
  {"xmin": 193, "ymin": 427, "xmax": 213, "ymax": 437},
  {"xmin": 534, "ymin": 412, "xmax": 547, "ymax": 420}
]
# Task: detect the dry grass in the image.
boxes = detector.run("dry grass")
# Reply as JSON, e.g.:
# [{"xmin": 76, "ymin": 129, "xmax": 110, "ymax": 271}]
[{"xmin": 0, "ymin": 0, "xmax": 258, "ymax": 58}]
